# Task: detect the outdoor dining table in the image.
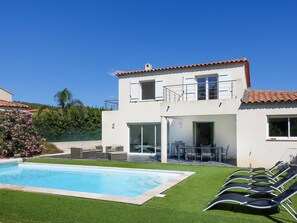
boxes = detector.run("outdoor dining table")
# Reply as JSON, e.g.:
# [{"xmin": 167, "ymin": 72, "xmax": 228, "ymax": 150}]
[{"xmin": 177, "ymin": 145, "xmax": 223, "ymax": 162}]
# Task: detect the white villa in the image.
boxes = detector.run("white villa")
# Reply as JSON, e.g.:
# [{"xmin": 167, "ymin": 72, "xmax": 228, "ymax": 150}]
[{"xmin": 102, "ymin": 58, "xmax": 297, "ymax": 167}]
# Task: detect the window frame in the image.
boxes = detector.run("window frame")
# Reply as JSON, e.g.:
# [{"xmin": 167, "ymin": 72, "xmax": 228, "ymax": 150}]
[
  {"xmin": 196, "ymin": 75, "xmax": 218, "ymax": 100},
  {"xmin": 140, "ymin": 80, "xmax": 156, "ymax": 101},
  {"xmin": 128, "ymin": 123, "xmax": 161, "ymax": 154},
  {"xmin": 267, "ymin": 116, "xmax": 297, "ymax": 141}
]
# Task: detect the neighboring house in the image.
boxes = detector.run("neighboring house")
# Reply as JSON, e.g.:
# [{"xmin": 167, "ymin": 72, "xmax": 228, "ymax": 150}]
[
  {"xmin": 0, "ymin": 87, "xmax": 29, "ymax": 110},
  {"xmin": 102, "ymin": 58, "xmax": 297, "ymax": 167}
]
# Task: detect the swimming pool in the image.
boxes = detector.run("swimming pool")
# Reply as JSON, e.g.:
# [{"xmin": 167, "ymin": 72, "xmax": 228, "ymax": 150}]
[{"xmin": 0, "ymin": 160, "xmax": 194, "ymax": 204}]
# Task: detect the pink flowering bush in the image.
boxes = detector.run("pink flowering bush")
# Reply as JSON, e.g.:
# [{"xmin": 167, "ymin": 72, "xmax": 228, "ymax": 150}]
[{"xmin": 0, "ymin": 109, "xmax": 44, "ymax": 157}]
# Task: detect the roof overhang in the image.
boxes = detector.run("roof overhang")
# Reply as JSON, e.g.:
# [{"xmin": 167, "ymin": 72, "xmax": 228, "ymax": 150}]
[{"xmin": 116, "ymin": 58, "xmax": 251, "ymax": 88}]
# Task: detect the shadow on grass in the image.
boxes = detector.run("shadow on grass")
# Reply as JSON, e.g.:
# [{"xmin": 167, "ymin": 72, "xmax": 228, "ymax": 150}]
[
  {"xmin": 208, "ymin": 203, "xmax": 281, "ymax": 220},
  {"xmin": 265, "ymin": 215, "xmax": 295, "ymax": 223}
]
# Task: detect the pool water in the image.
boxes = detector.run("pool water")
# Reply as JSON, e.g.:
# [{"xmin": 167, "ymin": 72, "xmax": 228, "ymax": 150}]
[{"xmin": 0, "ymin": 162, "xmax": 180, "ymax": 197}]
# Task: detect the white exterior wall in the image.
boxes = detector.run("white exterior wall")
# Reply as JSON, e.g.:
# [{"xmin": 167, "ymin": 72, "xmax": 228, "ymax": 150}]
[
  {"xmin": 237, "ymin": 103, "xmax": 297, "ymax": 168},
  {"xmin": 102, "ymin": 62, "xmax": 248, "ymax": 158},
  {"xmin": 51, "ymin": 140, "xmax": 102, "ymax": 153},
  {"xmin": 0, "ymin": 88, "xmax": 13, "ymax": 101},
  {"xmin": 169, "ymin": 115, "xmax": 237, "ymax": 158},
  {"xmin": 118, "ymin": 63, "xmax": 247, "ymax": 110},
  {"xmin": 102, "ymin": 103, "xmax": 161, "ymax": 152}
]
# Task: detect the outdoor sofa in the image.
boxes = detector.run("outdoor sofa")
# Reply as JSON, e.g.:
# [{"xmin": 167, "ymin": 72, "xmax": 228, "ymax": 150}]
[
  {"xmin": 106, "ymin": 145, "xmax": 127, "ymax": 161},
  {"xmin": 70, "ymin": 145, "xmax": 127, "ymax": 161},
  {"xmin": 70, "ymin": 146, "xmax": 105, "ymax": 159}
]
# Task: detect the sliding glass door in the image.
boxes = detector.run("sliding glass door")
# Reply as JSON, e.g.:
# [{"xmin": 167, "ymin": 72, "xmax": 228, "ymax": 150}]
[{"xmin": 129, "ymin": 123, "xmax": 161, "ymax": 154}]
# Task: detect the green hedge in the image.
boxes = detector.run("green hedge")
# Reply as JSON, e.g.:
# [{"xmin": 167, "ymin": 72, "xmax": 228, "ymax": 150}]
[
  {"xmin": 45, "ymin": 128, "xmax": 101, "ymax": 142},
  {"xmin": 33, "ymin": 107, "xmax": 102, "ymax": 142}
]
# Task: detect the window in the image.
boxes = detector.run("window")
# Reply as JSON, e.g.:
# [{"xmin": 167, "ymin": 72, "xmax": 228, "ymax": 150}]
[
  {"xmin": 268, "ymin": 117, "xmax": 297, "ymax": 139},
  {"xmin": 130, "ymin": 80, "xmax": 164, "ymax": 102},
  {"xmin": 269, "ymin": 118, "xmax": 288, "ymax": 137},
  {"xmin": 129, "ymin": 124, "xmax": 161, "ymax": 153},
  {"xmin": 141, "ymin": 81, "xmax": 155, "ymax": 100},
  {"xmin": 208, "ymin": 76, "xmax": 218, "ymax": 100},
  {"xmin": 197, "ymin": 76, "xmax": 218, "ymax": 100},
  {"xmin": 197, "ymin": 77, "xmax": 206, "ymax": 100},
  {"xmin": 290, "ymin": 118, "xmax": 297, "ymax": 137}
]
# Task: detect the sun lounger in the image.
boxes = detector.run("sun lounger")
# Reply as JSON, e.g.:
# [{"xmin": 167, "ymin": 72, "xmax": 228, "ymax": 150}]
[
  {"xmin": 217, "ymin": 168, "xmax": 297, "ymax": 196},
  {"xmin": 204, "ymin": 181, "xmax": 297, "ymax": 221},
  {"xmin": 228, "ymin": 161, "xmax": 283, "ymax": 178},
  {"xmin": 224, "ymin": 164, "xmax": 290, "ymax": 186}
]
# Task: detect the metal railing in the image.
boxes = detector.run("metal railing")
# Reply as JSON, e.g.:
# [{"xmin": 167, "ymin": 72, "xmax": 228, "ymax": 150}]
[
  {"xmin": 104, "ymin": 100, "xmax": 118, "ymax": 110},
  {"xmin": 163, "ymin": 80, "xmax": 236, "ymax": 102}
]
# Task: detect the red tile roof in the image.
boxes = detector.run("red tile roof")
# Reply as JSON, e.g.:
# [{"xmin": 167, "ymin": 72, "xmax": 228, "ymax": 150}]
[
  {"xmin": 242, "ymin": 90, "xmax": 297, "ymax": 104},
  {"xmin": 116, "ymin": 58, "xmax": 251, "ymax": 87},
  {"xmin": 0, "ymin": 100, "xmax": 29, "ymax": 109}
]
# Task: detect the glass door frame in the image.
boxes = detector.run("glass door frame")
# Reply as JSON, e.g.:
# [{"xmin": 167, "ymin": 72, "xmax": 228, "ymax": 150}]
[
  {"xmin": 129, "ymin": 123, "xmax": 161, "ymax": 154},
  {"xmin": 193, "ymin": 121, "xmax": 215, "ymax": 146}
]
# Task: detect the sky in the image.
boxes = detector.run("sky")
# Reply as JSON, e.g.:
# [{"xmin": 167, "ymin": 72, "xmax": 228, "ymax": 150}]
[{"xmin": 1, "ymin": 0, "xmax": 297, "ymax": 107}]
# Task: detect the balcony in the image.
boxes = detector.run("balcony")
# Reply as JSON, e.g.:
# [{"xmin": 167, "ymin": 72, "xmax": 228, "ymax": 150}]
[{"xmin": 163, "ymin": 80, "xmax": 237, "ymax": 102}]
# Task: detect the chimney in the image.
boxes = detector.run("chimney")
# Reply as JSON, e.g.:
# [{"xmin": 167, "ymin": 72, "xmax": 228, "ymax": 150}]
[{"xmin": 145, "ymin": 63, "xmax": 152, "ymax": 71}]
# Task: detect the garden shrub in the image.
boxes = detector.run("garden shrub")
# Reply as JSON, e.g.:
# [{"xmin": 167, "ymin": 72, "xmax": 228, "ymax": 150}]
[
  {"xmin": 33, "ymin": 107, "xmax": 102, "ymax": 141},
  {"xmin": 40, "ymin": 141, "xmax": 63, "ymax": 154},
  {"xmin": 0, "ymin": 109, "xmax": 44, "ymax": 157}
]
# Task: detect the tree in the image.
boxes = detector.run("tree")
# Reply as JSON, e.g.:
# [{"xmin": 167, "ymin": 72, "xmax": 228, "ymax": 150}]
[{"xmin": 54, "ymin": 88, "xmax": 84, "ymax": 109}]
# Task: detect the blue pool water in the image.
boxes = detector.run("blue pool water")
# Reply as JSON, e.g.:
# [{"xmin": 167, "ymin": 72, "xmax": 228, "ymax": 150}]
[{"xmin": 0, "ymin": 162, "xmax": 180, "ymax": 197}]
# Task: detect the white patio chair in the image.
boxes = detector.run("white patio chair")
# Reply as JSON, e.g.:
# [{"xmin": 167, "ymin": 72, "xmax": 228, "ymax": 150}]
[
  {"xmin": 185, "ymin": 146, "xmax": 197, "ymax": 161},
  {"xmin": 201, "ymin": 145, "xmax": 215, "ymax": 162},
  {"xmin": 221, "ymin": 145, "xmax": 229, "ymax": 162}
]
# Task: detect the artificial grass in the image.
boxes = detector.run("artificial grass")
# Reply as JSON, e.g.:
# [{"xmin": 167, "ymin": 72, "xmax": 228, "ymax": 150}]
[{"xmin": 0, "ymin": 158, "xmax": 295, "ymax": 223}]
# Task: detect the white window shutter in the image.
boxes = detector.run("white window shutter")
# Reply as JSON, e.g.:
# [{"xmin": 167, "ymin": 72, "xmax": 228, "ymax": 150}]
[
  {"xmin": 183, "ymin": 77, "xmax": 196, "ymax": 101},
  {"xmin": 130, "ymin": 81, "xmax": 139, "ymax": 102},
  {"xmin": 155, "ymin": 80, "xmax": 164, "ymax": 101},
  {"xmin": 218, "ymin": 74, "xmax": 232, "ymax": 99}
]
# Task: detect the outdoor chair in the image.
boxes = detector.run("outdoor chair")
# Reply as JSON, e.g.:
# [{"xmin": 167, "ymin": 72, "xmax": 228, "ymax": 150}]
[
  {"xmin": 106, "ymin": 145, "xmax": 124, "ymax": 152},
  {"xmin": 174, "ymin": 141, "xmax": 185, "ymax": 159},
  {"xmin": 228, "ymin": 161, "xmax": 283, "ymax": 178},
  {"xmin": 106, "ymin": 145, "xmax": 127, "ymax": 161},
  {"xmin": 70, "ymin": 147, "xmax": 83, "ymax": 159},
  {"xmin": 203, "ymin": 181, "xmax": 297, "ymax": 221},
  {"xmin": 220, "ymin": 145, "xmax": 229, "ymax": 162},
  {"xmin": 185, "ymin": 146, "xmax": 198, "ymax": 161},
  {"xmin": 201, "ymin": 145, "xmax": 215, "ymax": 162},
  {"xmin": 216, "ymin": 168, "xmax": 297, "ymax": 196},
  {"xmin": 149, "ymin": 151, "xmax": 161, "ymax": 161},
  {"xmin": 95, "ymin": 145, "xmax": 103, "ymax": 152},
  {"xmin": 224, "ymin": 164, "xmax": 290, "ymax": 186}
]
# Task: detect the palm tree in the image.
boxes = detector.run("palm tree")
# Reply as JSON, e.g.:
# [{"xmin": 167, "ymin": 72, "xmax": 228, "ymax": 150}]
[{"xmin": 54, "ymin": 88, "xmax": 84, "ymax": 109}]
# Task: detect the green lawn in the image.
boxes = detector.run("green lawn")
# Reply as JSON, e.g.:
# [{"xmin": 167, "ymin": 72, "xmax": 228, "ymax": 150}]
[{"xmin": 0, "ymin": 158, "xmax": 295, "ymax": 223}]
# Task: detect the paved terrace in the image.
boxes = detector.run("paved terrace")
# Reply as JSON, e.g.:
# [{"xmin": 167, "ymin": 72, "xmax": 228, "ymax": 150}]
[{"xmin": 36, "ymin": 153, "xmax": 236, "ymax": 166}]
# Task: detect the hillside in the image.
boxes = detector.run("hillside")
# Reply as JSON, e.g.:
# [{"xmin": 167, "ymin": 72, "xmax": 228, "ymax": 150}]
[{"xmin": 15, "ymin": 102, "xmax": 57, "ymax": 110}]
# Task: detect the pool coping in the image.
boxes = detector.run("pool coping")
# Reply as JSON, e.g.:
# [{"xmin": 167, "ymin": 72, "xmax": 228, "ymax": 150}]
[{"xmin": 0, "ymin": 159, "xmax": 195, "ymax": 205}]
